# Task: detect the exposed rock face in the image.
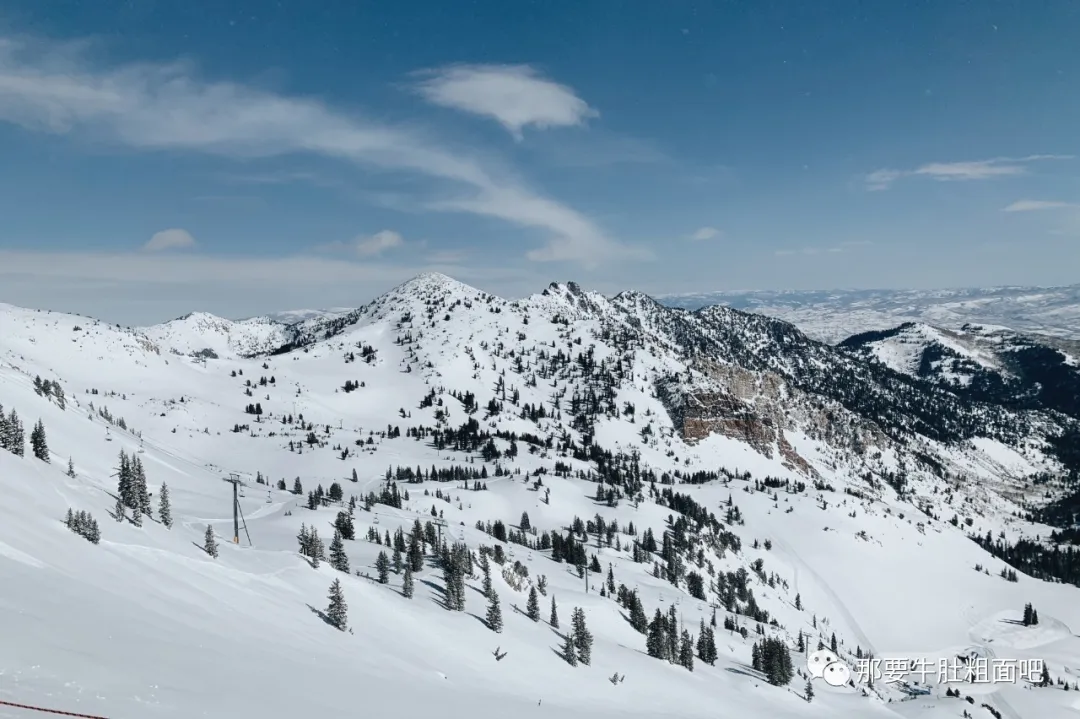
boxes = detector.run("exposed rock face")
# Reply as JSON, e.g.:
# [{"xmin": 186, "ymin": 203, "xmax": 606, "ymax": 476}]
[{"xmin": 661, "ymin": 360, "xmax": 897, "ymax": 478}]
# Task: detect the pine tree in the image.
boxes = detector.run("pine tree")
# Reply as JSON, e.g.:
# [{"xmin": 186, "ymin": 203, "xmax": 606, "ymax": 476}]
[
  {"xmin": 66, "ymin": 456, "xmax": 76, "ymax": 478},
  {"xmin": 403, "ymin": 563, "xmax": 415, "ymax": 598},
  {"xmin": 1031, "ymin": 607, "xmax": 1039, "ymax": 625},
  {"xmin": 486, "ymin": 590, "xmax": 503, "ymax": 632},
  {"xmin": 30, "ymin": 419, "xmax": 49, "ymax": 462},
  {"xmin": 330, "ymin": 529, "xmax": 350, "ymax": 573},
  {"xmin": 131, "ymin": 500, "xmax": 142, "ymax": 527},
  {"xmin": 805, "ymin": 679, "xmax": 814, "ymax": 702},
  {"xmin": 204, "ymin": 525, "xmax": 218, "ymax": 558},
  {"xmin": 114, "ymin": 494, "xmax": 125, "ymax": 522},
  {"xmin": 679, "ymin": 629, "xmax": 694, "ymax": 671},
  {"xmin": 629, "ymin": 592, "xmax": 648, "ymax": 633},
  {"xmin": 549, "ymin": 595, "xmax": 559, "ymax": 628},
  {"xmin": 561, "ymin": 632, "xmax": 578, "ymax": 666},
  {"xmin": 831, "ymin": 632, "xmax": 838, "ymax": 653},
  {"xmin": 526, "ymin": 585, "xmax": 541, "ymax": 621},
  {"xmin": 795, "ymin": 592, "xmax": 802, "ymax": 610},
  {"xmin": 326, "ymin": 578, "xmax": 348, "ymax": 631},
  {"xmin": 480, "ymin": 550, "xmax": 493, "ymax": 598},
  {"xmin": 376, "ymin": 550, "xmax": 390, "ymax": 583},
  {"xmin": 65, "ymin": 508, "xmax": 75, "ymax": 529},
  {"xmin": 134, "ymin": 456, "xmax": 150, "ymax": 517},
  {"xmin": 646, "ymin": 609, "xmax": 667, "ymax": 659},
  {"xmin": 158, "ymin": 483, "xmax": 173, "ymax": 528},
  {"xmin": 572, "ymin": 607, "xmax": 593, "ymax": 665}
]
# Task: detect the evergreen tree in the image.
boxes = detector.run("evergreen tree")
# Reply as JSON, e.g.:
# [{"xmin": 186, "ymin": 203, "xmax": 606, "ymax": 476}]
[
  {"xmin": 114, "ymin": 494, "xmax": 125, "ymax": 522},
  {"xmin": 805, "ymin": 679, "xmax": 814, "ymax": 702},
  {"xmin": 561, "ymin": 632, "xmax": 578, "ymax": 666},
  {"xmin": 629, "ymin": 592, "xmax": 649, "ymax": 633},
  {"xmin": 67, "ymin": 456, "xmax": 76, "ymax": 478},
  {"xmin": 329, "ymin": 529, "xmax": 350, "ymax": 573},
  {"xmin": 679, "ymin": 629, "xmax": 694, "ymax": 671},
  {"xmin": 30, "ymin": 419, "xmax": 49, "ymax": 462},
  {"xmin": 646, "ymin": 609, "xmax": 667, "ymax": 659},
  {"xmin": 486, "ymin": 590, "xmax": 503, "ymax": 632},
  {"xmin": 795, "ymin": 593, "xmax": 802, "ymax": 610},
  {"xmin": 326, "ymin": 578, "xmax": 348, "ymax": 631},
  {"xmin": 158, "ymin": 483, "xmax": 173, "ymax": 528},
  {"xmin": 480, "ymin": 550, "xmax": 493, "ymax": 598},
  {"xmin": 1032, "ymin": 607, "xmax": 1039, "ymax": 625},
  {"xmin": 572, "ymin": 607, "xmax": 593, "ymax": 665},
  {"xmin": 526, "ymin": 585, "xmax": 541, "ymax": 621},
  {"xmin": 830, "ymin": 632, "xmax": 838, "ymax": 653},
  {"xmin": 392, "ymin": 544, "xmax": 403, "ymax": 574},
  {"xmin": 549, "ymin": 595, "xmax": 559, "ymax": 628},
  {"xmin": 403, "ymin": 564, "xmax": 415, "ymax": 598},
  {"xmin": 204, "ymin": 525, "xmax": 218, "ymax": 558},
  {"xmin": 1040, "ymin": 663, "xmax": 1051, "ymax": 687},
  {"xmin": 131, "ymin": 499, "xmax": 143, "ymax": 527},
  {"xmin": 376, "ymin": 551, "xmax": 390, "ymax": 583}
]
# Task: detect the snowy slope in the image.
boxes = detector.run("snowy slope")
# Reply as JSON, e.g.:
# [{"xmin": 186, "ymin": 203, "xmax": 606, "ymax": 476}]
[
  {"xmin": 658, "ymin": 285, "xmax": 1080, "ymax": 343},
  {"xmin": 2, "ymin": 274, "xmax": 1079, "ymax": 719}
]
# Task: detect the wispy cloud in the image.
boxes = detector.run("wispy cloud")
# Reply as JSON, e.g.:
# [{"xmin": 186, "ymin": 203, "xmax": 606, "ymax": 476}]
[
  {"xmin": 354, "ymin": 230, "xmax": 404, "ymax": 257},
  {"xmin": 0, "ymin": 34, "xmax": 637, "ymax": 266},
  {"xmin": 865, "ymin": 155, "xmax": 1073, "ymax": 190},
  {"xmin": 1002, "ymin": 199, "xmax": 1079, "ymax": 212},
  {"xmin": 316, "ymin": 229, "xmax": 405, "ymax": 257},
  {"xmin": 411, "ymin": 64, "xmax": 597, "ymax": 139},
  {"xmin": 774, "ymin": 240, "xmax": 871, "ymax": 257},
  {"xmin": 143, "ymin": 228, "xmax": 197, "ymax": 252},
  {"xmin": 689, "ymin": 226, "xmax": 722, "ymax": 241}
]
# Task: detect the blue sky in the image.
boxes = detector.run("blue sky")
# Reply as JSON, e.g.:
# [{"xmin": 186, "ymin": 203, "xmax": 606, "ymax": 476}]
[{"xmin": 0, "ymin": 0, "xmax": 1078, "ymax": 324}]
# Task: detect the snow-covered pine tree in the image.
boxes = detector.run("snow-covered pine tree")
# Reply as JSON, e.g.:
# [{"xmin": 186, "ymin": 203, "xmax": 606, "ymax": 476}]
[
  {"xmin": 114, "ymin": 494, "xmax": 126, "ymax": 522},
  {"xmin": 629, "ymin": 592, "xmax": 648, "ymax": 633},
  {"xmin": 134, "ymin": 455, "xmax": 151, "ymax": 517},
  {"xmin": 392, "ymin": 544, "xmax": 402, "ymax": 574},
  {"xmin": 30, "ymin": 419, "xmax": 49, "ymax": 461},
  {"xmin": 679, "ymin": 629, "xmax": 694, "ymax": 671},
  {"xmin": 67, "ymin": 456, "xmax": 76, "ymax": 478},
  {"xmin": 561, "ymin": 632, "xmax": 578, "ymax": 666},
  {"xmin": 329, "ymin": 529, "xmax": 349, "ymax": 573},
  {"xmin": 158, "ymin": 483, "xmax": 173, "ymax": 528},
  {"xmin": 486, "ymin": 589, "xmax": 503, "ymax": 632},
  {"xmin": 204, "ymin": 525, "xmax": 218, "ymax": 558},
  {"xmin": 326, "ymin": 578, "xmax": 348, "ymax": 631},
  {"xmin": 805, "ymin": 679, "xmax": 814, "ymax": 702},
  {"xmin": 549, "ymin": 595, "xmax": 559, "ymax": 628},
  {"xmin": 572, "ymin": 607, "xmax": 593, "ymax": 665},
  {"xmin": 480, "ymin": 549, "xmax": 493, "ymax": 598},
  {"xmin": 131, "ymin": 499, "xmax": 143, "ymax": 527},
  {"xmin": 376, "ymin": 550, "xmax": 390, "ymax": 583},
  {"xmin": 5, "ymin": 409, "xmax": 25, "ymax": 457},
  {"xmin": 117, "ymin": 450, "xmax": 133, "ymax": 508},
  {"xmin": 526, "ymin": 585, "xmax": 540, "ymax": 621},
  {"xmin": 646, "ymin": 609, "xmax": 667, "ymax": 659},
  {"xmin": 403, "ymin": 563, "xmax": 415, "ymax": 598}
]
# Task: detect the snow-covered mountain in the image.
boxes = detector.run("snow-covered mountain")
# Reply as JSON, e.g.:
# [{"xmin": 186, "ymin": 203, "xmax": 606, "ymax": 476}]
[
  {"xmin": 658, "ymin": 285, "xmax": 1080, "ymax": 344},
  {"xmin": 2, "ymin": 273, "xmax": 1079, "ymax": 719},
  {"xmin": 839, "ymin": 322, "xmax": 1080, "ymax": 426},
  {"xmin": 137, "ymin": 311, "xmax": 291, "ymax": 359}
]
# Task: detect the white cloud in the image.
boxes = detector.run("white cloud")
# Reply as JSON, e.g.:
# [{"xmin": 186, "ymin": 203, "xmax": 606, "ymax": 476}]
[
  {"xmin": 412, "ymin": 64, "xmax": 597, "ymax": 139},
  {"xmin": 689, "ymin": 226, "xmax": 721, "ymax": 241},
  {"xmin": 0, "ymin": 35, "xmax": 637, "ymax": 266},
  {"xmin": 1002, "ymin": 199, "xmax": 1079, "ymax": 212},
  {"xmin": 865, "ymin": 155, "xmax": 1073, "ymax": 190},
  {"xmin": 353, "ymin": 230, "xmax": 404, "ymax": 257},
  {"xmin": 143, "ymin": 228, "xmax": 197, "ymax": 252}
]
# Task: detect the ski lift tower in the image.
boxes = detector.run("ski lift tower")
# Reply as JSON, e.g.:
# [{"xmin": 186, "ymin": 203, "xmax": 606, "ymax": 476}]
[
  {"xmin": 222, "ymin": 473, "xmax": 251, "ymax": 545},
  {"xmin": 433, "ymin": 516, "xmax": 448, "ymax": 547}
]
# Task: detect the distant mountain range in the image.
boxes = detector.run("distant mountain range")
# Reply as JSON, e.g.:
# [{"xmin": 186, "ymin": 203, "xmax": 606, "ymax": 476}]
[{"xmin": 657, "ymin": 284, "xmax": 1080, "ymax": 344}]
